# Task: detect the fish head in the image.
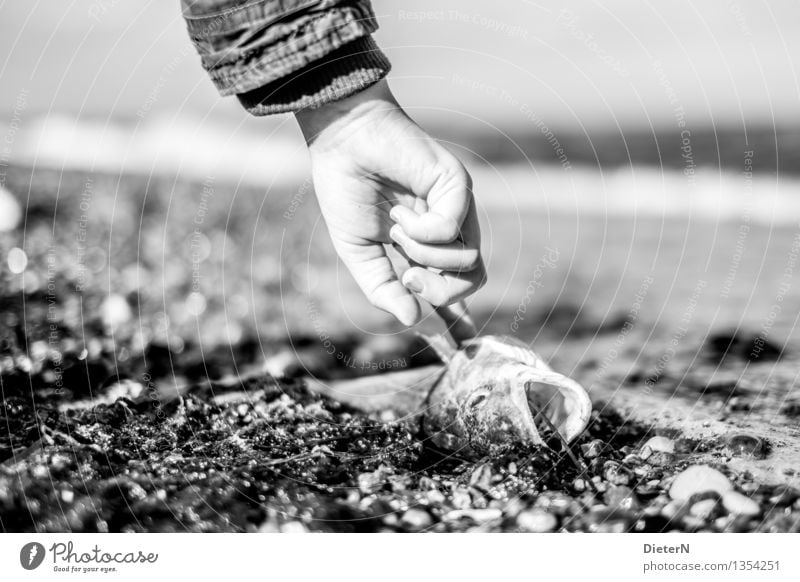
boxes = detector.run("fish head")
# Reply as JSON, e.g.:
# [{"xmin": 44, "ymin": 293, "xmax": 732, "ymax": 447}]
[{"xmin": 423, "ymin": 335, "xmax": 592, "ymax": 456}]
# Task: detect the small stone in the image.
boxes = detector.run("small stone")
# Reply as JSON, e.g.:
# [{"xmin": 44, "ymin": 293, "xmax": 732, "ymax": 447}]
[
  {"xmin": 661, "ymin": 500, "xmax": 687, "ymax": 521},
  {"xmin": 580, "ymin": 439, "xmax": 605, "ymax": 459},
  {"xmin": 603, "ymin": 461, "xmax": 633, "ymax": 486},
  {"xmin": 444, "ymin": 508, "xmax": 502, "ymax": 523},
  {"xmin": 640, "ymin": 436, "xmax": 675, "ymax": 459},
  {"xmin": 648, "ymin": 452, "xmax": 676, "ymax": 467},
  {"xmin": 722, "ymin": 491, "xmax": 761, "ymax": 517},
  {"xmin": 280, "ymin": 521, "xmax": 307, "ymax": 533},
  {"xmin": 604, "ymin": 486, "xmax": 640, "ymax": 511},
  {"xmin": 757, "ymin": 514, "xmax": 799, "ymax": 533},
  {"xmin": 534, "ymin": 492, "xmax": 575, "ymax": 516},
  {"xmin": 623, "ymin": 454, "xmax": 643, "ymax": 466},
  {"xmin": 584, "ymin": 509, "xmax": 631, "ymax": 533},
  {"xmin": 469, "ymin": 463, "xmax": 493, "ymax": 492},
  {"xmin": 0, "ymin": 186, "xmax": 21, "ymax": 232},
  {"xmin": 690, "ymin": 499, "xmax": 719, "ymax": 520},
  {"xmin": 401, "ymin": 508, "xmax": 433, "ymax": 531},
  {"xmin": 357, "ymin": 466, "xmax": 393, "ymax": 494},
  {"xmin": 725, "ymin": 433, "xmax": 768, "ymax": 459},
  {"xmin": 681, "ymin": 515, "xmax": 706, "ymax": 530},
  {"xmin": 61, "ymin": 489, "xmax": 74, "ymax": 503},
  {"xmin": 451, "ymin": 486, "xmax": 472, "ymax": 510},
  {"xmin": 517, "ymin": 509, "xmax": 557, "ymax": 532},
  {"xmin": 669, "ymin": 465, "xmax": 733, "ymax": 501},
  {"xmin": 769, "ymin": 485, "xmax": 799, "ymax": 506},
  {"xmin": 100, "ymin": 294, "xmax": 133, "ymax": 331},
  {"xmin": 573, "ymin": 478, "xmax": 587, "ymax": 492}
]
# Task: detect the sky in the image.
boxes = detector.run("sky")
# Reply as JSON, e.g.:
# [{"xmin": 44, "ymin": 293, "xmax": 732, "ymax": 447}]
[{"xmin": 2, "ymin": 0, "xmax": 799, "ymax": 132}]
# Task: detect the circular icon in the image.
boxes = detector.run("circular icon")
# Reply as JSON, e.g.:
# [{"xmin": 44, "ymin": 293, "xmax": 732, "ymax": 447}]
[{"xmin": 20, "ymin": 542, "xmax": 46, "ymax": 570}]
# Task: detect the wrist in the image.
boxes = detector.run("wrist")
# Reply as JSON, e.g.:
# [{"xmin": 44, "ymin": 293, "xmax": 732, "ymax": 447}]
[{"xmin": 294, "ymin": 79, "xmax": 399, "ymax": 143}]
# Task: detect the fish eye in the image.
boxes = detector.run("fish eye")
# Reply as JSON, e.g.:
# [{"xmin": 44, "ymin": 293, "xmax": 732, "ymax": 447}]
[
  {"xmin": 464, "ymin": 344, "xmax": 480, "ymax": 360},
  {"xmin": 468, "ymin": 389, "xmax": 491, "ymax": 409}
]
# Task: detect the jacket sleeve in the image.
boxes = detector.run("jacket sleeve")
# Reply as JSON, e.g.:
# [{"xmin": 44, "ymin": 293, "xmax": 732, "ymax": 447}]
[{"xmin": 181, "ymin": 0, "xmax": 391, "ymax": 115}]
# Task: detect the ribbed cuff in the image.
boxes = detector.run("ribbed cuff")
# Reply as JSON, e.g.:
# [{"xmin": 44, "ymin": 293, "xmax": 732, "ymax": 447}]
[{"xmin": 237, "ymin": 36, "xmax": 391, "ymax": 116}]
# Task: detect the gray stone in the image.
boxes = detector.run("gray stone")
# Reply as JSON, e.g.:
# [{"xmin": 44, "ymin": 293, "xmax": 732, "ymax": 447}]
[
  {"xmin": 640, "ymin": 436, "xmax": 675, "ymax": 459},
  {"xmin": 690, "ymin": 499, "xmax": 719, "ymax": 519},
  {"xmin": 722, "ymin": 491, "xmax": 761, "ymax": 517},
  {"xmin": 669, "ymin": 465, "xmax": 733, "ymax": 501},
  {"xmin": 401, "ymin": 508, "xmax": 433, "ymax": 530},
  {"xmin": 517, "ymin": 509, "xmax": 557, "ymax": 532},
  {"xmin": 604, "ymin": 486, "xmax": 640, "ymax": 511}
]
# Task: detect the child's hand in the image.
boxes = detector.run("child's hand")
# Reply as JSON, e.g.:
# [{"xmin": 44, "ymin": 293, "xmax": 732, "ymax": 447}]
[{"xmin": 295, "ymin": 80, "xmax": 486, "ymax": 327}]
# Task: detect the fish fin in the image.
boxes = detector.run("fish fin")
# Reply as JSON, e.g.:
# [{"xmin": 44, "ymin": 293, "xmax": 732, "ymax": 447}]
[
  {"xmin": 304, "ymin": 365, "xmax": 445, "ymax": 416},
  {"xmin": 416, "ymin": 332, "xmax": 457, "ymax": 362}
]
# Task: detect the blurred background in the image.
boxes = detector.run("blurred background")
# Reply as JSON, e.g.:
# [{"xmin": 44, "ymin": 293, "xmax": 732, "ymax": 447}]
[{"xmin": 2, "ymin": 0, "xmax": 800, "ymax": 385}]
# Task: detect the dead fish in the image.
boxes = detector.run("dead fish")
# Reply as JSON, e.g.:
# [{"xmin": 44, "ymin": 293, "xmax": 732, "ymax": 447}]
[{"xmin": 304, "ymin": 335, "xmax": 592, "ymax": 457}]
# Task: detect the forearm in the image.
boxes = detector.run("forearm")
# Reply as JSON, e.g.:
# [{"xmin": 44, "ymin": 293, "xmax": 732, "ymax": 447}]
[{"xmin": 180, "ymin": 0, "xmax": 391, "ymax": 115}]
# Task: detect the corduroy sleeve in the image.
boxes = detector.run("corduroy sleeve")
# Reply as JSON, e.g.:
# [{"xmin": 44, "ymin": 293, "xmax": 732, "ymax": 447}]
[{"xmin": 181, "ymin": 0, "xmax": 391, "ymax": 115}]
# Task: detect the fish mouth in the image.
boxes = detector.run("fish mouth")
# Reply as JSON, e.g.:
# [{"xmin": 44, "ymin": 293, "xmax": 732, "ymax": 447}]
[{"xmin": 514, "ymin": 370, "xmax": 592, "ymax": 445}]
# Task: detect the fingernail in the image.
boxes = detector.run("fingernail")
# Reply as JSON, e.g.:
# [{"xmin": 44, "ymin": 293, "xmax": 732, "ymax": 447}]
[
  {"xmin": 389, "ymin": 207, "xmax": 400, "ymax": 222},
  {"xmin": 404, "ymin": 277, "xmax": 423, "ymax": 293},
  {"xmin": 389, "ymin": 224, "xmax": 401, "ymax": 243}
]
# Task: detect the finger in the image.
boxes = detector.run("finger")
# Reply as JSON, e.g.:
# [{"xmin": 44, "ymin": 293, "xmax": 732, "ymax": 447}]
[
  {"xmin": 435, "ymin": 301, "xmax": 478, "ymax": 344},
  {"xmin": 401, "ymin": 260, "xmax": 487, "ymax": 307},
  {"xmin": 389, "ymin": 224, "xmax": 480, "ymax": 272},
  {"xmin": 335, "ymin": 239, "xmax": 421, "ymax": 326},
  {"xmin": 389, "ymin": 165, "xmax": 472, "ymax": 244}
]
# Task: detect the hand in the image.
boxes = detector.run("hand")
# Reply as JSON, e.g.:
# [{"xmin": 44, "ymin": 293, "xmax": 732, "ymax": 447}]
[{"xmin": 295, "ymin": 80, "xmax": 486, "ymax": 327}]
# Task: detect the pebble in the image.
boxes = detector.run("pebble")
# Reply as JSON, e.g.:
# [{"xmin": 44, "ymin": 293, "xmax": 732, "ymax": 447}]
[
  {"xmin": 100, "ymin": 294, "xmax": 133, "ymax": 331},
  {"xmin": 0, "ymin": 186, "xmax": 21, "ymax": 232},
  {"xmin": 6, "ymin": 247, "xmax": 27, "ymax": 274},
  {"xmin": 722, "ymin": 491, "xmax": 761, "ymax": 517},
  {"xmin": 669, "ymin": 465, "xmax": 733, "ymax": 501},
  {"xmin": 681, "ymin": 515, "xmax": 706, "ymax": 530},
  {"xmin": 725, "ymin": 433, "xmax": 768, "ymax": 459},
  {"xmin": 647, "ymin": 452, "xmax": 676, "ymax": 466},
  {"xmin": 469, "ymin": 463, "xmax": 493, "ymax": 492},
  {"xmin": 661, "ymin": 500, "xmax": 687, "ymax": 520},
  {"xmin": 517, "ymin": 509, "xmax": 557, "ymax": 533},
  {"xmin": 534, "ymin": 492, "xmax": 575, "ymax": 515},
  {"xmin": 604, "ymin": 486, "xmax": 640, "ymax": 511},
  {"xmin": 425, "ymin": 489, "xmax": 445, "ymax": 505},
  {"xmin": 451, "ymin": 486, "xmax": 472, "ymax": 510},
  {"xmin": 603, "ymin": 461, "xmax": 633, "ymax": 486},
  {"xmin": 768, "ymin": 485, "xmax": 799, "ymax": 507},
  {"xmin": 280, "ymin": 521, "xmax": 308, "ymax": 533},
  {"xmin": 690, "ymin": 499, "xmax": 719, "ymax": 519},
  {"xmin": 640, "ymin": 436, "xmax": 675, "ymax": 460},
  {"xmin": 444, "ymin": 508, "xmax": 502, "ymax": 524},
  {"xmin": 580, "ymin": 439, "xmax": 605, "ymax": 459},
  {"xmin": 401, "ymin": 508, "xmax": 433, "ymax": 531},
  {"xmin": 584, "ymin": 509, "xmax": 631, "ymax": 533},
  {"xmin": 357, "ymin": 466, "xmax": 393, "ymax": 494}
]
